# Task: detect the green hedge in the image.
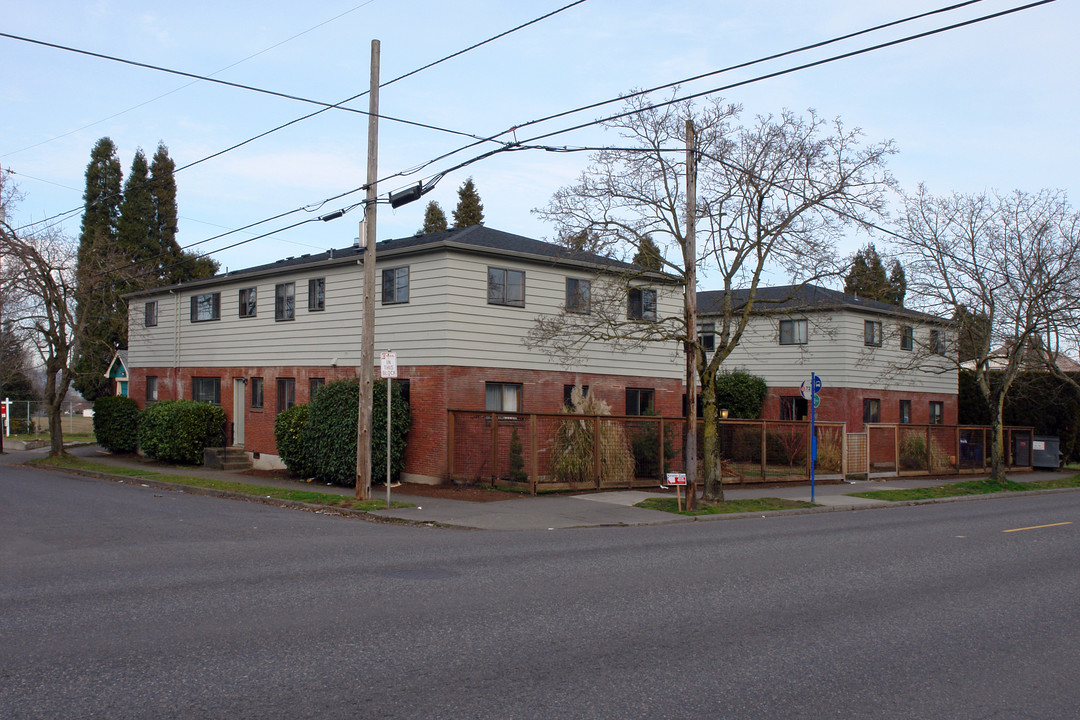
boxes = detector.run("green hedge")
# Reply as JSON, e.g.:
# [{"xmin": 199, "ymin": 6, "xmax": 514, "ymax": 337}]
[
  {"xmin": 714, "ymin": 369, "xmax": 768, "ymax": 419},
  {"xmin": 297, "ymin": 379, "xmax": 411, "ymax": 487},
  {"xmin": 139, "ymin": 400, "xmax": 226, "ymax": 465},
  {"xmin": 93, "ymin": 395, "xmax": 140, "ymax": 453},
  {"xmin": 273, "ymin": 403, "xmax": 311, "ymax": 477}
]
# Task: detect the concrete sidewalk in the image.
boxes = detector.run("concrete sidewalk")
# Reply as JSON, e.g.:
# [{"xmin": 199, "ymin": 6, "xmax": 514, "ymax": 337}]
[{"xmin": 5, "ymin": 443, "xmax": 1071, "ymax": 530}]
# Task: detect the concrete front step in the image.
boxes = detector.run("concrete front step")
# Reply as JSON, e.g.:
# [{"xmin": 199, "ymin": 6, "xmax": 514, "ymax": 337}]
[{"xmin": 203, "ymin": 446, "xmax": 253, "ymax": 471}]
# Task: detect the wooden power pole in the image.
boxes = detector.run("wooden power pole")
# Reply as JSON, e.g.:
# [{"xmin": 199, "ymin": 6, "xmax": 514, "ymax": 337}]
[
  {"xmin": 684, "ymin": 119, "xmax": 698, "ymax": 507},
  {"xmin": 356, "ymin": 39, "xmax": 380, "ymax": 500}
]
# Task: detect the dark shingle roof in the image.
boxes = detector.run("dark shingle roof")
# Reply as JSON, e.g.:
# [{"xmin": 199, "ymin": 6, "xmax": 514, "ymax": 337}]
[
  {"xmin": 698, "ymin": 284, "xmax": 943, "ymax": 323},
  {"xmin": 129, "ymin": 225, "xmax": 665, "ymax": 297}
]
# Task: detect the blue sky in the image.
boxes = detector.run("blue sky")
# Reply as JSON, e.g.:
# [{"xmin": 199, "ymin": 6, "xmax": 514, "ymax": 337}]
[{"xmin": 3, "ymin": 0, "xmax": 1077, "ymax": 285}]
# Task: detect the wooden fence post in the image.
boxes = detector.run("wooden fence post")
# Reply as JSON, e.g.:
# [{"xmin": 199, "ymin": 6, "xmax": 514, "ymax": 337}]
[
  {"xmin": 447, "ymin": 410, "xmax": 455, "ymax": 483},
  {"xmin": 530, "ymin": 413, "xmax": 538, "ymax": 496}
]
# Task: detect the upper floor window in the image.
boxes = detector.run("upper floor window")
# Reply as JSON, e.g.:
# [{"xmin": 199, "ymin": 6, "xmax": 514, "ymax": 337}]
[
  {"xmin": 382, "ymin": 267, "xmax": 409, "ymax": 304},
  {"xmin": 192, "ymin": 377, "xmax": 221, "ymax": 405},
  {"xmin": 275, "ymin": 283, "xmax": 295, "ymax": 321},
  {"xmin": 625, "ymin": 388, "xmax": 655, "ymax": 416},
  {"xmin": 190, "ymin": 293, "xmax": 220, "ymax": 322},
  {"xmin": 239, "ymin": 287, "xmax": 257, "ymax": 318},
  {"xmin": 699, "ymin": 322, "xmax": 715, "ymax": 351},
  {"xmin": 488, "ymin": 267, "xmax": 524, "ymax": 307},
  {"xmin": 566, "ymin": 278, "xmax": 590, "ymax": 314},
  {"xmin": 779, "ymin": 318, "xmax": 808, "ymax": 345},
  {"xmin": 899, "ymin": 399, "xmax": 912, "ymax": 424},
  {"xmin": 485, "ymin": 382, "xmax": 522, "ymax": 412},
  {"xmin": 929, "ymin": 401, "xmax": 944, "ymax": 425},
  {"xmin": 144, "ymin": 301, "xmax": 158, "ymax": 327},
  {"xmin": 901, "ymin": 325, "xmax": 914, "ymax": 351},
  {"xmin": 864, "ymin": 320, "xmax": 883, "ymax": 347},
  {"xmin": 930, "ymin": 329, "xmax": 947, "ymax": 355},
  {"xmin": 308, "ymin": 278, "xmax": 325, "ymax": 311},
  {"xmin": 627, "ymin": 288, "xmax": 657, "ymax": 321}
]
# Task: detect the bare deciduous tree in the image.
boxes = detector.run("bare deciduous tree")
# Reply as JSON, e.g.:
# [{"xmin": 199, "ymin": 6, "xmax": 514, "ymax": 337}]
[
  {"xmin": 897, "ymin": 186, "xmax": 1080, "ymax": 479},
  {"xmin": 530, "ymin": 96, "xmax": 895, "ymax": 504},
  {"xmin": 1, "ymin": 175, "xmax": 85, "ymax": 456}
]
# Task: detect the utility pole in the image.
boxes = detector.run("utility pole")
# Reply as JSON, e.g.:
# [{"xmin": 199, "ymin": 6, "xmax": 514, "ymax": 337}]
[
  {"xmin": 684, "ymin": 119, "xmax": 698, "ymax": 508},
  {"xmin": 356, "ymin": 39, "xmax": 380, "ymax": 500}
]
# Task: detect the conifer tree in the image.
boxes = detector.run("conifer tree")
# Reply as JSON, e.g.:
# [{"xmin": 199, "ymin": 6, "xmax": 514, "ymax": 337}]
[
  {"xmin": 452, "ymin": 178, "xmax": 484, "ymax": 227},
  {"xmin": 149, "ymin": 141, "xmax": 180, "ymax": 278},
  {"xmin": 844, "ymin": 243, "xmax": 905, "ymax": 305},
  {"xmin": 73, "ymin": 138, "xmax": 123, "ymax": 400},
  {"xmin": 148, "ymin": 142, "xmax": 217, "ymax": 282},
  {"xmin": 117, "ymin": 149, "xmax": 155, "ymax": 267},
  {"xmin": 632, "ymin": 235, "xmax": 663, "ymax": 270},
  {"xmin": 420, "ymin": 200, "xmax": 448, "ymax": 234}
]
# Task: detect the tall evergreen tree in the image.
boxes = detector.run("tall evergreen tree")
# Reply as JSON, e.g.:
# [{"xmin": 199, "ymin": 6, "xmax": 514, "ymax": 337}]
[
  {"xmin": 452, "ymin": 178, "xmax": 484, "ymax": 228},
  {"xmin": 420, "ymin": 200, "xmax": 448, "ymax": 234},
  {"xmin": 117, "ymin": 149, "xmax": 155, "ymax": 268},
  {"xmin": 632, "ymin": 235, "xmax": 663, "ymax": 270},
  {"xmin": 887, "ymin": 259, "xmax": 906, "ymax": 306},
  {"xmin": 73, "ymin": 138, "xmax": 123, "ymax": 401},
  {"xmin": 844, "ymin": 243, "xmax": 905, "ymax": 305},
  {"xmin": 149, "ymin": 141, "xmax": 180, "ymax": 279}
]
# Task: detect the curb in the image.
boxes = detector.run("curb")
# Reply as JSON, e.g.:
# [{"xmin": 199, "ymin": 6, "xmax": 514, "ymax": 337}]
[{"xmin": 23, "ymin": 462, "xmax": 453, "ymax": 530}]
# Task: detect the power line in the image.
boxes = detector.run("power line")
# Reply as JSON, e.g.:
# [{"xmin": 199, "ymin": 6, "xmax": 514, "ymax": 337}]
[
  {"xmin": 402, "ymin": 0, "xmax": 1057, "ymax": 191},
  {"xmin": 0, "ymin": 0, "xmax": 381, "ymax": 159},
  {"xmin": 11, "ymin": 1, "xmax": 588, "ymax": 236}
]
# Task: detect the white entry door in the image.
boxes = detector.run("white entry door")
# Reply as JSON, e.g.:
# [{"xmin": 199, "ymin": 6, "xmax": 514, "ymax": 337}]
[{"xmin": 233, "ymin": 378, "xmax": 246, "ymax": 446}]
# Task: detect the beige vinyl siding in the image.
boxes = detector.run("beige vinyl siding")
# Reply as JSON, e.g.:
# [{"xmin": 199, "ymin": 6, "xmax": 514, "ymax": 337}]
[
  {"xmin": 439, "ymin": 254, "xmax": 682, "ymax": 377},
  {"xmin": 128, "ymin": 248, "xmax": 682, "ymax": 379},
  {"xmin": 717, "ymin": 310, "xmax": 956, "ymax": 394}
]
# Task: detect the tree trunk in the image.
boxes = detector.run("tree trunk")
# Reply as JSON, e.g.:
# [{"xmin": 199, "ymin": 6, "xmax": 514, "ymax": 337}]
[
  {"xmin": 988, "ymin": 393, "xmax": 1007, "ymax": 481},
  {"xmin": 700, "ymin": 379, "xmax": 724, "ymax": 502}
]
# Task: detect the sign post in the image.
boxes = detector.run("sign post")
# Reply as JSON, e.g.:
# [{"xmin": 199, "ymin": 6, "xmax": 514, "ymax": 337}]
[
  {"xmin": 809, "ymin": 373, "xmax": 822, "ymax": 503},
  {"xmin": 1, "ymin": 397, "xmax": 10, "ymax": 438},
  {"xmin": 666, "ymin": 472, "xmax": 687, "ymax": 511},
  {"xmin": 380, "ymin": 351, "xmax": 397, "ymax": 508}
]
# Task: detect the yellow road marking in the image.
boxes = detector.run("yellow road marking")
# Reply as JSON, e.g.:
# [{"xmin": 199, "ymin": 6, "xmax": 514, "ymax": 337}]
[{"xmin": 1003, "ymin": 522, "xmax": 1072, "ymax": 533}]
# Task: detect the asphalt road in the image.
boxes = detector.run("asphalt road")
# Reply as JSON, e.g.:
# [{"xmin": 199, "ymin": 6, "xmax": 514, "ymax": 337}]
[{"xmin": 3, "ymin": 462, "xmax": 1080, "ymax": 719}]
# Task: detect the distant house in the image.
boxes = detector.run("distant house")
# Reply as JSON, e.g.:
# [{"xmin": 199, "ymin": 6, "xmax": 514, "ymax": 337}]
[
  {"xmin": 960, "ymin": 341, "xmax": 1080, "ymax": 373},
  {"xmin": 125, "ymin": 226, "xmax": 684, "ymax": 482},
  {"xmin": 103, "ymin": 350, "xmax": 129, "ymax": 398},
  {"xmin": 697, "ymin": 285, "xmax": 957, "ymax": 430}
]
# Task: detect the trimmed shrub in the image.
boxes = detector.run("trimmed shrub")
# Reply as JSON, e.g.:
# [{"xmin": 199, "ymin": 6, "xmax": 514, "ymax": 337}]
[
  {"xmin": 714, "ymin": 369, "xmax": 768, "ymax": 419},
  {"xmin": 274, "ymin": 403, "xmax": 311, "ymax": 477},
  {"xmin": 302, "ymin": 379, "xmax": 411, "ymax": 487},
  {"xmin": 139, "ymin": 400, "xmax": 226, "ymax": 465},
  {"xmin": 93, "ymin": 395, "xmax": 140, "ymax": 453}
]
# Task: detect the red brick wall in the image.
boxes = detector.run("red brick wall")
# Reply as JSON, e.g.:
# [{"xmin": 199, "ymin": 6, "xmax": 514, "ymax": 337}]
[
  {"xmin": 764, "ymin": 386, "xmax": 957, "ymax": 430},
  {"xmin": 128, "ymin": 364, "xmax": 683, "ymax": 482}
]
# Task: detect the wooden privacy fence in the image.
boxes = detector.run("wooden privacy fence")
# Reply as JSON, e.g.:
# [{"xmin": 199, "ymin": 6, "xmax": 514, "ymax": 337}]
[
  {"xmin": 446, "ymin": 410, "xmax": 847, "ymax": 493},
  {"xmin": 859, "ymin": 424, "xmax": 1035, "ymax": 477}
]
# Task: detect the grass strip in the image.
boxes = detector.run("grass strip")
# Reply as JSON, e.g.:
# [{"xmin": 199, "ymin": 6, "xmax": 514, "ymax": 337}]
[
  {"xmin": 31, "ymin": 455, "xmax": 413, "ymax": 511},
  {"xmin": 635, "ymin": 496, "xmax": 817, "ymax": 515},
  {"xmin": 848, "ymin": 475, "xmax": 1080, "ymax": 501}
]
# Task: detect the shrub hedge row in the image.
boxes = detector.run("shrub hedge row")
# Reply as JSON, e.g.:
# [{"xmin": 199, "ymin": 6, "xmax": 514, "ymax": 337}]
[
  {"xmin": 274, "ymin": 379, "xmax": 411, "ymax": 486},
  {"xmin": 92, "ymin": 396, "xmax": 140, "ymax": 453},
  {"xmin": 138, "ymin": 400, "xmax": 226, "ymax": 465}
]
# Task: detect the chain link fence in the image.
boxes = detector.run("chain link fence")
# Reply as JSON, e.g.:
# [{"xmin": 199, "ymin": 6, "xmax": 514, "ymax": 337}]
[{"xmin": 2, "ymin": 401, "xmax": 92, "ymax": 437}]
